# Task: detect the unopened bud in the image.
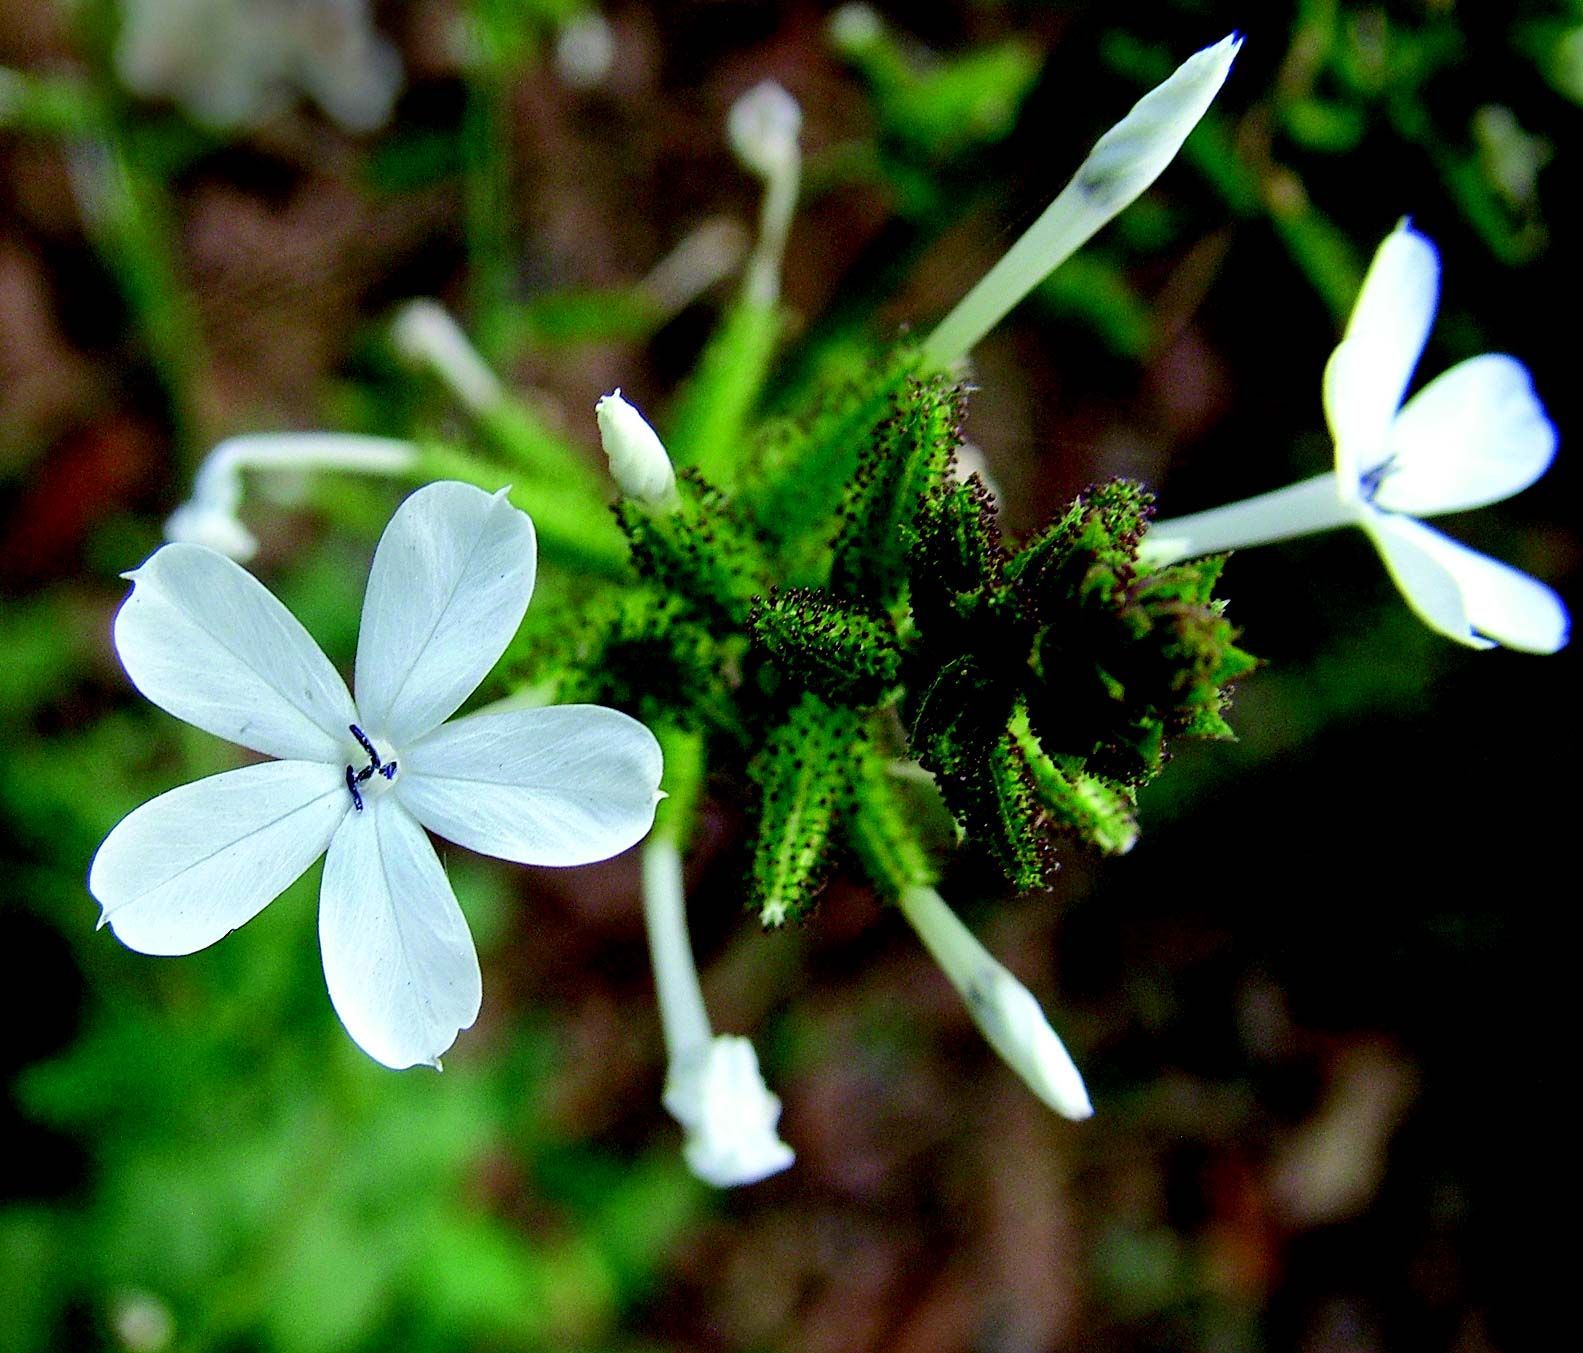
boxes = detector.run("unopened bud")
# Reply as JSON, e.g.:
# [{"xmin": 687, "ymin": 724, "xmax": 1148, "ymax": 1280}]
[{"xmin": 596, "ymin": 389, "xmax": 678, "ymax": 507}]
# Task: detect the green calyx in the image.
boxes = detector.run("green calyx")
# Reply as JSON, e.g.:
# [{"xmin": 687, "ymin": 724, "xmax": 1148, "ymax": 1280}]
[{"xmin": 602, "ymin": 337, "xmax": 1253, "ymax": 909}]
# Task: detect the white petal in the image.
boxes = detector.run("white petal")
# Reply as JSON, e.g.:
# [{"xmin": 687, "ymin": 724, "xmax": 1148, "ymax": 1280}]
[
  {"xmin": 664, "ymin": 1035, "xmax": 796, "ymax": 1188},
  {"xmin": 1379, "ymin": 354, "xmax": 1557, "ymax": 515},
  {"xmin": 354, "ymin": 482, "xmax": 537, "ymax": 746},
  {"xmin": 319, "ymin": 798, "xmax": 482, "ymax": 1070},
  {"xmin": 115, "ymin": 543, "xmax": 358, "ymax": 761},
  {"xmin": 1362, "ymin": 514, "xmax": 1491, "ymax": 649},
  {"xmin": 1325, "ymin": 223, "xmax": 1440, "ymax": 484},
  {"xmin": 90, "ymin": 760, "xmax": 347, "ymax": 956},
  {"xmin": 398, "ymin": 706, "xmax": 664, "ymax": 866},
  {"xmin": 1366, "ymin": 514, "xmax": 1567, "ymax": 652}
]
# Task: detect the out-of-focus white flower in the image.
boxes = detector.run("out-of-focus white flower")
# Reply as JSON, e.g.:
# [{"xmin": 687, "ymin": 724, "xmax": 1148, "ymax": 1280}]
[
  {"xmin": 665, "ymin": 1035, "xmax": 796, "ymax": 1187},
  {"xmin": 164, "ymin": 432, "xmax": 419, "ymax": 561},
  {"xmin": 92, "ymin": 482, "xmax": 664, "ymax": 1069},
  {"xmin": 115, "ymin": 0, "xmax": 402, "ymax": 132},
  {"xmin": 897, "ymin": 884, "xmax": 1093, "ymax": 1120},
  {"xmin": 728, "ymin": 81, "xmax": 803, "ymax": 306},
  {"xmin": 1143, "ymin": 222, "xmax": 1567, "ymax": 652},
  {"xmin": 390, "ymin": 300, "xmax": 506, "ymax": 416},
  {"xmin": 642, "ymin": 837, "xmax": 794, "ymax": 1186},
  {"xmin": 923, "ymin": 33, "xmax": 1241, "ymax": 368},
  {"xmin": 554, "ymin": 12, "xmax": 616, "ymax": 90},
  {"xmin": 596, "ymin": 389, "xmax": 678, "ymax": 508}
]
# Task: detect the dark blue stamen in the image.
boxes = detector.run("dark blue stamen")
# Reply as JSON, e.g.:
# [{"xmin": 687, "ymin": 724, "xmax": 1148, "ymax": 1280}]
[
  {"xmin": 349, "ymin": 723, "xmax": 381, "ymax": 768},
  {"xmin": 345, "ymin": 724, "xmax": 394, "ymax": 808},
  {"xmin": 1358, "ymin": 455, "xmax": 1398, "ymax": 504}
]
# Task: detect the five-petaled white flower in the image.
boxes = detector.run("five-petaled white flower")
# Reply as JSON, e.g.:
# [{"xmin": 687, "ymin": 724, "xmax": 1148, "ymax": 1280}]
[
  {"xmin": 1142, "ymin": 220, "xmax": 1567, "ymax": 653},
  {"xmin": 90, "ymin": 481, "xmax": 664, "ymax": 1069}
]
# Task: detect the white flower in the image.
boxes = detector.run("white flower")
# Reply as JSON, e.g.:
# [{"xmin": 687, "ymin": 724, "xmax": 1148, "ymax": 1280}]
[
  {"xmin": 897, "ymin": 884, "xmax": 1093, "ymax": 1120},
  {"xmin": 665, "ymin": 1035, "xmax": 796, "ymax": 1187},
  {"xmin": 1142, "ymin": 222, "xmax": 1567, "ymax": 653},
  {"xmin": 115, "ymin": 0, "xmax": 402, "ymax": 133},
  {"xmin": 90, "ymin": 481, "xmax": 664, "ymax": 1069},
  {"xmin": 641, "ymin": 836, "xmax": 794, "ymax": 1185},
  {"xmin": 596, "ymin": 389, "xmax": 678, "ymax": 508},
  {"xmin": 727, "ymin": 81, "xmax": 803, "ymax": 306},
  {"xmin": 165, "ymin": 432, "xmax": 419, "ymax": 562}
]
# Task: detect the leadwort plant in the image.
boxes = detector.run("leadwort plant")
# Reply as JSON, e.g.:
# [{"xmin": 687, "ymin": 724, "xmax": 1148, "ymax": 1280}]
[{"xmin": 108, "ymin": 33, "xmax": 1567, "ymax": 1186}]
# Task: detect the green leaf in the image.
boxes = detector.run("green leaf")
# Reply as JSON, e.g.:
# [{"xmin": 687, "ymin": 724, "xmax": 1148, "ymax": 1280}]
[{"xmin": 666, "ymin": 299, "xmax": 783, "ymax": 483}]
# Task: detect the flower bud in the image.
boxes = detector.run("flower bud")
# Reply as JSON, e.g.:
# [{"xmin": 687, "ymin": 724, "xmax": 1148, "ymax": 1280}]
[
  {"xmin": 728, "ymin": 80, "xmax": 802, "ymax": 180},
  {"xmin": 596, "ymin": 389, "xmax": 678, "ymax": 507}
]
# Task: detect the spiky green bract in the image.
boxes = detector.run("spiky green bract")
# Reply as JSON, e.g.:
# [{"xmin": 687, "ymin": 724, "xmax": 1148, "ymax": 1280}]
[
  {"xmin": 1017, "ymin": 483, "xmax": 1257, "ymax": 782},
  {"xmin": 750, "ymin": 694, "xmax": 862, "ymax": 927},
  {"xmin": 615, "ymin": 468, "xmax": 772, "ymax": 628},
  {"xmin": 829, "ymin": 376, "xmax": 964, "ymax": 610},
  {"xmin": 747, "ymin": 341, "xmax": 921, "ymax": 565},
  {"xmin": 665, "ymin": 300, "xmax": 784, "ymax": 484},
  {"xmin": 539, "ymin": 590, "xmax": 737, "ymax": 736},
  {"xmin": 1007, "ymin": 699, "xmax": 1137, "ymax": 856},
  {"xmin": 749, "ymin": 588, "xmax": 902, "ymax": 706},
  {"xmin": 909, "ymin": 472, "xmax": 1009, "ymax": 639},
  {"xmin": 896, "ymin": 476, "xmax": 1252, "ymax": 886}
]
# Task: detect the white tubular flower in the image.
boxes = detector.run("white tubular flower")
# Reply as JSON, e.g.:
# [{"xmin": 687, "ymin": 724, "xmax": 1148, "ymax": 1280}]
[
  {"xmin": 1142, "ymin": 222, "xmax": 1567, "ymax": 653},
  {"xmin": 667, "ymin": 1036, "xmax": 797, "ymax": 1188},
  {"xmin": 165, "ymin": 432, "xmax": 420, "ymax": 561},
  {"xmin": 727, "ymin": 80, "xmax": 803, "ymax": 306},
  {"xmin": 595, "ymin": 389, "xmax": 678, "ymax": 508},
  {"xmin": 91, "ymin": 482, "xmax": 664, "ymax": 1070},
  {"xmin": 390, "ymin": 300, "xmax": 505, "ymax": 416},
  {"xmin": 115, "ymin": 0, "xmax": 401, "ymax": 133},
  {"xmin": 922, "ymin": 33, "xmax": 1242, "ymax": 369},
  {"xmin": 897, "ymin": 884, "xmax": 1093, "ymax": 1120},
  {"xmin": 643, "ymin": 837, "xmax": 794, "ymax": 1186}
]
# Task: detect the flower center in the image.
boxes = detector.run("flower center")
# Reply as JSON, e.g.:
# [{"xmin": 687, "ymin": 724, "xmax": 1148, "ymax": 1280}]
[
  {"xmin": 344, "ymin": 724, "xmax": 400, "ymax": 811},
  {"xmin": 1358, "ymin": 454, "xmax": 1399, "ymax": 505}
]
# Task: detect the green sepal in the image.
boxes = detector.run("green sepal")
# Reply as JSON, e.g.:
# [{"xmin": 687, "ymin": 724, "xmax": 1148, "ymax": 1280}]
[
  {"xmin": 747, "ymin": 341, "xmax": 920, "ymax": 561},
  {"xmin": 666, "ymin": 298, "xmax": 783, "ymax": 484},
  {"xmin": 537, "ymin": 589, "xmax": 736, "ymax": 736},
  {"xmin": 909, "ymin": 655, "xmax": 1011, "ymax": 780},
  {"xmin": 1006, "ymin": 478, "xmax": 1151, "ymax": 619},
  {"xmin": 909, "ymin": 472, "xmax": 1008, "ymax": 639},
  {"xmin": 828, "ymin": 375, "xmax": 964, "ymax": 609},
  {"xmin": 615, "ymin": 468, "xmax": 771, "ymax": 627},
  {"xmin": 749, "ymin": 587, "xmax": 903, "ymax": 706},
  {"xmin": 849, "ymin": 752, "xmax": 939, "ymax": 899},
  {"xmin": 749, "ymin": 694, "xmax": 861, "ymax": 927},
  {"xmin": 1007, "ymin": 699, "xmax": 1137, "ymax": 856},
  {"xmin": 1028, "ymin": 546, "xmax": 1256, "ymax": 783}
]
